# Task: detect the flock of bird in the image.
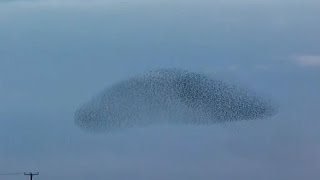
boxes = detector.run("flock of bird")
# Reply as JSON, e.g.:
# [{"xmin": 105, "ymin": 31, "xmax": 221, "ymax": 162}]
[{"xmin": 75, "ymin": 69, "xmax": 277, "ymax": 132}]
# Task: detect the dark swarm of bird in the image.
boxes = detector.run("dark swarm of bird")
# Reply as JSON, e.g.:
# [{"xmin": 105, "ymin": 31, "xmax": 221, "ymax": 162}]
[{"xmin": 75, "ymin": 69, "xmax": 277, "ymax": 132}]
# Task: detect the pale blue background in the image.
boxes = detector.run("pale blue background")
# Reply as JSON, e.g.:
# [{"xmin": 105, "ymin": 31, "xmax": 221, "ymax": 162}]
[{"xmin": 0, "ymin": 0, "xmax": 320, "ymax": 179}]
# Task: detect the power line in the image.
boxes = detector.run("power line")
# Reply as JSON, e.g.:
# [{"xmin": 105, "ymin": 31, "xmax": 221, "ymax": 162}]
[{"xmin": 0, "ymin": 172, "xmax": 24, "ymax": 175}]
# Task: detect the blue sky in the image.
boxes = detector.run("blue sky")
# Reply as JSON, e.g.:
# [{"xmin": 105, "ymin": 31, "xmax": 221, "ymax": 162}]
[{"xmin": 0, "ymin": 0, "xmax": 320, "ymax": 179}]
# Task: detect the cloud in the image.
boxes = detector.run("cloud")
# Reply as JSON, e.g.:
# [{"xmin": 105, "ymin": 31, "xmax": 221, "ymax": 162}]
[
  {"xmin": 295, "ymin": 55, "xmax": 320, "ymax": 68},
  {"xmin": 0, "ymin": 0, "xmax": 128, "ymax": 8}
]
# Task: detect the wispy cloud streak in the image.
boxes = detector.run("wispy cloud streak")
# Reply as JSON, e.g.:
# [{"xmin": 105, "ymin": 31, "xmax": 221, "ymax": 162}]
[{"xmin": 295, "ymin": 55, "xmax": 320, "ymax": 68}]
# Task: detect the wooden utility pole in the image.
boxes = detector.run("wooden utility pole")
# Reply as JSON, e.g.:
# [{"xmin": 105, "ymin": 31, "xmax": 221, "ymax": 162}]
[{"xmin": 24, "ymin": 172, "xmax": 39, "ymax": 180}]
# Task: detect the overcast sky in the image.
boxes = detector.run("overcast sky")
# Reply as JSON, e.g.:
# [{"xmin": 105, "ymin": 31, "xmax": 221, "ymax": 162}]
[{"xmin": 0, "ymin": 0, "xmax": 320, "ymax": 180}]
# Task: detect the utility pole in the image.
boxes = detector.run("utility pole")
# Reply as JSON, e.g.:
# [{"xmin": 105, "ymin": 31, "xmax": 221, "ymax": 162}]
[{"xmin": 24, "ymin": 172, "xmax": 39, "ymax": 180}]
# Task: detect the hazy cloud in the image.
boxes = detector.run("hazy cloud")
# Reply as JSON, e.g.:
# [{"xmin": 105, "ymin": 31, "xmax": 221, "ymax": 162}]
[{"xmin": 295, "ymin": 55, "xmax": 320, "ymax": 68}]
